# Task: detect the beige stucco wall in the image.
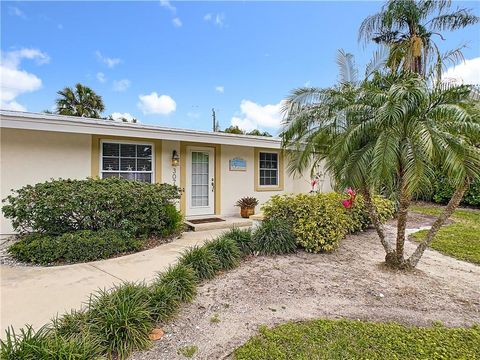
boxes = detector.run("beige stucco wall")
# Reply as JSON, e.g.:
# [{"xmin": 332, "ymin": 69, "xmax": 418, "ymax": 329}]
[
  {"xmin": 1, "ymin": 129, "xmax": 92, "ymax": 234},
  {"xmin": 219, "ymin": 144, "xmax": 321, "ymax": 217},
  {"xmin": 0, "ymin": 130, "xmax": 331, "ymax": 234}
]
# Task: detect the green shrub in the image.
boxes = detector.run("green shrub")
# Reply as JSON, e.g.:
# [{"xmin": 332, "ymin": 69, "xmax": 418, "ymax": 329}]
[
  {"xmin": 416, "ymin": 172, "xmax": 480, "ymax": 207},
  {"xmin": 147, "ymin": 282, "xmax": 179, "ymax": 323},
  {"xmin": 51, "ymin": 309, "xmax": 90, "ymax": 338},
  {"xmin": 88, "ymin": 282, "xmax": 152, "ymax": 359},
  {"xmin": 156, "ymin": 264, "xmax": 197, "ymax": 302},
  {"xmin": 205, "ymin": 237, "xmax": 242, "ymax": 270},
  {"xmin": 179, "ymin": 246, "xmax": 220, "ymax": 281},
  {"xmin": 221, "ymin": 227, "xmax": 254, "ymax": 256},
  {"xmin": 0, "ymin": 325, "xmax": 101, "ymax": 360},
  {"xmin": 252, "ymin": 218, "xmax": 297, "ymax": 255},
  {"xmin": 2, "ymin": 177, "xmax": 182, "ymax": 236},
  {"xmin": 8, "ymin": 229, "xmax": 142, "ymax": 265},
  {"xmin": 262, "ymin": 192, "xmax": 395, "ymax": 253}
]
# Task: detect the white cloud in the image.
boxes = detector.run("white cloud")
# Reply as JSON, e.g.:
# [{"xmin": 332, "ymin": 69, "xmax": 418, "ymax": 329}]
[
  {"xmin": 204, "ymin": 13, "xmax": 225, "ymax": 27},
  {"xmin": 95, "ymin": 51, "xmax": 121, "ymax": 68},
  {"xmin": 0, "ymin": 48, "xmax": 49, "ymax": 111},
  {"xmin": 110, "ymin": 112, "xmax": 137, "ymax": 123},
  {"xmin": 230, "ymin": 99, "xmax": 284, "ymax": 132},
  {"xmin": 443, "ymin": 57, "xmax": 480, "ymax": 85},
  {"xmin": 214, "ymin": 13, "xmax": 225, "ymax": 27},
  {"xmin": 160, "ymin": 0, "xmax": 176, "ymax": 13},
  {"xmin": 9, "ymin": 6, "xmax": 26, "ymax": 19},
  {"xmin": 215, "ymin": 85, "xmax": 224, "ymax": 93},
  {"xmin": 113, "ymin": 79, "xmax": 131, "ymax": 92},
  {"xmin": 138, "ymin": 92, "xmax": 176, "ymax": 115},
  {"xmin": 96, "ymin": 72, "xmax": 106, "ymax": 83},
  {"xmin": 172, "ymin": 17, "xmax": 182, "ymax": 27}
]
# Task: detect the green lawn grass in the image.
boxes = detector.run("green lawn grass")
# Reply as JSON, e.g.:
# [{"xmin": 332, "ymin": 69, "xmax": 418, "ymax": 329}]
[
  {"xmin": 234, "ymin": 319, "xmax": 480, "ymax": 360},
  {"xmin": 410, "ymin": 204, "xmax": 480, "ymax": 265}
]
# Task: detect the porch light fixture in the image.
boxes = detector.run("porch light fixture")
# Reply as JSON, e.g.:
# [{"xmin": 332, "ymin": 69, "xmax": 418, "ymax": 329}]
[{"xmin": 171, "ymin": 150, "xmax": 180, "ymax": 167}]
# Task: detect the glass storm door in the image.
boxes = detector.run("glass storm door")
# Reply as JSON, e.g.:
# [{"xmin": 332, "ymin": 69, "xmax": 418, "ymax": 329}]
[{"xmin": 186, "ymin": 147, "xmax": 215, "ymax": 216}]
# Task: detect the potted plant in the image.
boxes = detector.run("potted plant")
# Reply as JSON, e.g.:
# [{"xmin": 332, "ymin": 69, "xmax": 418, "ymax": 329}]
[{"xmin": 235, "ymin": 197, "xmax": 259, "ymax": 218}]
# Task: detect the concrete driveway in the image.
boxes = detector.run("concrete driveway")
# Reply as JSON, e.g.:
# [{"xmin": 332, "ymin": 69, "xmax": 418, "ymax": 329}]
[{"xmin": 0, "ymin": 229, "xmax": 227, "ymax": 334}]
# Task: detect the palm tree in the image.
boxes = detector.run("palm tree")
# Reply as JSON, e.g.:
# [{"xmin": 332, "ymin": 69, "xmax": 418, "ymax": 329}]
[
  {"xmin": 282, "ymin": 52, "xmax": 480, "ymax": 269},
  {"xmin": 359, "ymin": 0, "xmax": 478, "ymax": 80},
  {"xmin": 56, "ymin": 83, "xmax": 105, "ymax": 118}
]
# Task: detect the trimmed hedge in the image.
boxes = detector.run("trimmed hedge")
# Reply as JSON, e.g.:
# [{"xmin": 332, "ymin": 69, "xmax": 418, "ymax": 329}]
[
  {"xmin": 8, "ymin": 229, "xmax": 141, "ymax": 265},
  {"xmin": 2, "ymin": 177, "xmax": 182, "ymax": 237},
  {"xmin": 262, "ymin": 192, "xmax": 395, "ymax": 253}
]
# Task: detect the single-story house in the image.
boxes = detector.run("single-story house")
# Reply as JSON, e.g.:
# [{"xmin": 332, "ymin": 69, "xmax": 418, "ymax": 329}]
[{"xmin": 0, "ymin": 110, "xmax": 332, "ymax": 235}]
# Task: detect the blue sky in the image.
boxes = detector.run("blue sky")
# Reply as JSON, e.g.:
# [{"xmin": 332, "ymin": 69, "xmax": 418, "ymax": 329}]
[{"xmin": 2, "ymin": 1, "xmax": 479, "ymax": 133}]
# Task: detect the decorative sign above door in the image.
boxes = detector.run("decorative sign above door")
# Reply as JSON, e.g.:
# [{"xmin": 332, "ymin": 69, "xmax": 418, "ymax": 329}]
[{"xmin": 229, "ymin": 158, "xmax": 247, "ymax": 171}]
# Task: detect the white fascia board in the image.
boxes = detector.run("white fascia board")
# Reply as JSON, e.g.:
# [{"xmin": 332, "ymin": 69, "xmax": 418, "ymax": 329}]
[{"xmin": 0, "ymin": 111, "xmax": 282, "ymax": 149}]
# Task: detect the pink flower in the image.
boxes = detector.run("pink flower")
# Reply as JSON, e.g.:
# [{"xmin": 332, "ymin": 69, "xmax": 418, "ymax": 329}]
[{"xmin": 341, "ymin": 187, "xmax": 356, "ymax": 209}]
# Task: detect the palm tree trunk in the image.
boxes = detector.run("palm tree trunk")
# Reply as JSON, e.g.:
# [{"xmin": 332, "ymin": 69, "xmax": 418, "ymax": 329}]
[
  {"xmin": 361, "ymin": 188, "xmax": 394, "ymax": 256},
  {"xmin": 407, "ymin": 178, "xmax": 470, "ymax": 268},
  {"xmin": 393, "ymin": 177, "xmax": 411, "ymax": 267}
]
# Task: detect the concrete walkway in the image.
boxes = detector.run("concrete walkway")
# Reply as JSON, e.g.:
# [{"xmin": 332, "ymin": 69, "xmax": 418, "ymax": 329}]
[{"xmin": 0, "ymin": 229, "xmax": 229, "ymax": 334}]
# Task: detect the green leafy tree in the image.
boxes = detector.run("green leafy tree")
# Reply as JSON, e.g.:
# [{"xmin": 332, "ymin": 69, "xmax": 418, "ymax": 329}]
[
  {"xmin": 223, "ymin": 125, "xmax": 272, "ymax": 137},
  {"xmin": 223, "ymin": 125, "xmax": 245, "ymax": 135},
  {"xmin": 56, "ymin": 83, "xmax": 105, "ymax": 118},
  {"xmin": 247, "ymin": 129, "xmax": 272, "ymax": 137},
  {"xmin": 282, "ymin": 51, "xmax": 480, "ymax": 269},
  {"xmin": 359, "ymin": 0, "xmax": 478, "ymax": 80}
]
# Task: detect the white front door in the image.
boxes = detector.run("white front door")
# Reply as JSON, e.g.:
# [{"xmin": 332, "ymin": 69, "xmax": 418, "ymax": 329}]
[{"xmin": 186, "ymin": 147, "xmax": 215, "ymax": 216}]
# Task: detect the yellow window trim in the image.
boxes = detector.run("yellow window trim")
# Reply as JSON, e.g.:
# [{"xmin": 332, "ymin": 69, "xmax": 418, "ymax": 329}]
[
  {"xmin": 180, "ymin": 141, "xmax": 221, "ymax": 216},
  {"xmin": 254, "ymin": 147, "xmax": 284, "ymax": 192},
  {"xmin": 91, "ymin": 135, "xmax": 162, "ymax": 183}
]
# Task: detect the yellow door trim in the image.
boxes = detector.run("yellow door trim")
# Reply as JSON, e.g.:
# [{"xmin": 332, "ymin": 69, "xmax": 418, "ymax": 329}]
[
  {"xmin": 91, "ymin": 135, "xmax": 162, "ymax": 183},
  {"xmin": 180, "ymin": 141, "xmax": 221, "ymax": 216}
]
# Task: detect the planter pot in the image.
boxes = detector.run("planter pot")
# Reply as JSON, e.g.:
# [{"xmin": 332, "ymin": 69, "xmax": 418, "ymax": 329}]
[{"xmin": 240, "ymin": 207, "xmax": 255, "ymax": 218}]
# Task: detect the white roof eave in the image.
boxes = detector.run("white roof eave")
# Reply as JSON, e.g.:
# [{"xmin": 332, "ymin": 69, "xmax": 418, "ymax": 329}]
[{"xmin": 0, "ymin": 110, "xmax": 283, "ymax": 149}]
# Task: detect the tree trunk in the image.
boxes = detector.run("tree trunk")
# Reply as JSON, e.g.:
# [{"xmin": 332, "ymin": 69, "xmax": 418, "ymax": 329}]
[
  {"xmin": 407, "ymin": 178, "xmax": 470, "ymax": 268},
  {"xmin": 392, "ymin": 177, "xmax": 411, "ymax": 267},
  {"xmin": 361, "ymin": 188, "xmax": 394, "ymax": 256}
]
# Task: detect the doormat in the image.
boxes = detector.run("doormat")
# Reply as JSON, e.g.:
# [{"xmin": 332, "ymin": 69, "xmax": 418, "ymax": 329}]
[{"xmin": 188, "ymin": 217, "xmax": 226, "ymax": 224}]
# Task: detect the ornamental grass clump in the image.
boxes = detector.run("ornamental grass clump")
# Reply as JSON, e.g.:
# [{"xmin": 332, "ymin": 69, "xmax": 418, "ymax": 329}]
[
  {"xmin": 0, "ymin": 325, "xmax": 102, "ymax": 360},
  {"xmin": 87, "ymin": 282, "xmax": 152, "ymax": 359},
  {"xmin": 156, "ymin": 264, "xmax": 197, "ymax": 302},
  {"xmin": 205, "ymin": 236, "xmax": 242, "ymax": 270},
  {"xmin": 51, "ymin": 309, "xmax": 90, "ymax": 339},
  {"xmin": 147, "ymin": 282, "xmax": 179, "ymax": 323},
  {"xmin": 221, "ymin": 227, "xmax": 254, "ymax": 256},
  {"xmin": 179, "ymin": 245, "xmax": 220, "ymax": 281},
  {"xmin": 252, "ymin": 218, "xmax": 297, "ymax": 255}
]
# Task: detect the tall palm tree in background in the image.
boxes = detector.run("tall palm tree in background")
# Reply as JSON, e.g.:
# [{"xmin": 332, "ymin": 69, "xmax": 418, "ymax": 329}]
[
  {"xmin": 56, "ymin": 83, "xmax": 105, "ymax": 118},
  {"xmin": 358, "ymin": 0, "xmax": 478, "ymax": 81},
  {"xmin": 282, "ymin": 51, "xmax": 480, "ymax": 269}
]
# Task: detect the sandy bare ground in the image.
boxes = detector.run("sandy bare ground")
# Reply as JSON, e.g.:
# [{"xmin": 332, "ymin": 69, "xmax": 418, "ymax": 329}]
[{"xmin": 132, "ymin": 213, "xmax": 480, "ymax": 360}]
